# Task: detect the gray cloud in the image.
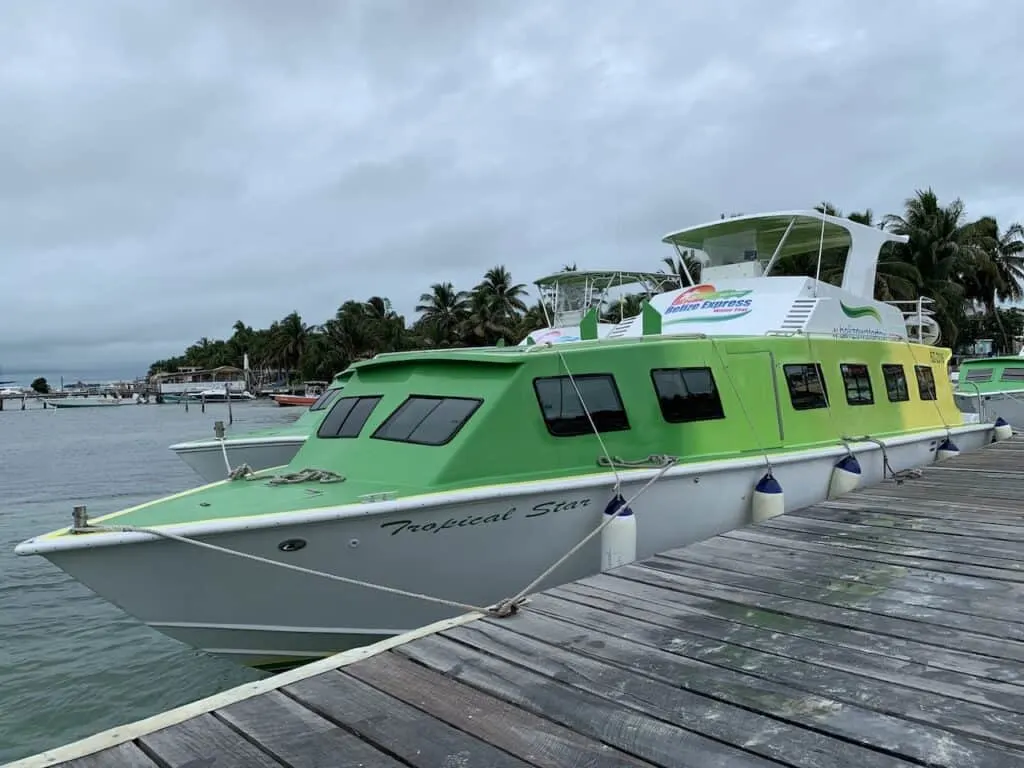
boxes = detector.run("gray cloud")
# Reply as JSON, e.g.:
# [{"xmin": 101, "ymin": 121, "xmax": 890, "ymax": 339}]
[{"xmin": 1, "ymin": 0, "xmax": 1022, "ymax": 373}]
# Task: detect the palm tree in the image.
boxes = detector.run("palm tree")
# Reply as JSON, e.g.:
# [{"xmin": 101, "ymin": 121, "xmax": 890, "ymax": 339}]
[
  {"xmin": 467, "ymin": 266, "xmax": 529, "ymax": 344},
  {"xmin": 274, "ymin": 311, "xmax": 312, "ymax": 378},
  {"xmin": 883, "ymin": 188, "xmax": 976, "ymax": 345},
  {"xmin": 415, "ymin": 282, "xmax": 470, "ymax": 345}
]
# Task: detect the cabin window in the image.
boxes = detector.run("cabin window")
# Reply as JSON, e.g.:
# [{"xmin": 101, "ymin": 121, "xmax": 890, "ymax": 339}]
[
  {"xmin": 650, "ymin": 367, "xmax": 725, "ymax": 423},
  {"xmin": 964, "ymin": 367, "xmax": 993, "ymax": 383},
  {"xmin": 317, "ymin": 396, "xmax": 383, "ymax": 438},
  {"xmin": 914, "ymin": 365, "xmax": 937, "ymax": 400},
  {"xmin": 1001, "ymin": 367, "xmax": 1024, "ymax": 382},
  {"xmin": 371, "ymin": 396, "xmax": 481, "ymax": 446},
  {"xmin": 534, "ymin": 374, "xmax": 629, "ymax": 437},
  {"xmin": 782, "ymin": 363, "xmax": 829, "ymax": 410},
  {"xmin": 840, "ymin": 363, "xmax": 874, "ymax": 405},
  {"xmin": 309, "ymin": 388, "xmax": 342, "ymax": 412},
  {"xmin": 881, "ymin": 364, "xmax": 909, "ymax": 403}
]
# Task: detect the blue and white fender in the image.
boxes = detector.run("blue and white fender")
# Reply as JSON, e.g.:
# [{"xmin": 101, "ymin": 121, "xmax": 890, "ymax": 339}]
[
  {"xmin": 600, "ymin": 493, "xmax": 636, "ymax": 571},
  {"xmin": 827, "ymin": 454, "xmax": 862, "ymax": 499},
  {"xmin": 751, "ymin": 472, "xmax": 784, "ymax": 522}
]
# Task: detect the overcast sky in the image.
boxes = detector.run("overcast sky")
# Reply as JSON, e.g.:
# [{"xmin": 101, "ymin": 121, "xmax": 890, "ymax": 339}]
[{"xmin": 1, "ymin": 0, "xmax": 1021, "ymax": 374}]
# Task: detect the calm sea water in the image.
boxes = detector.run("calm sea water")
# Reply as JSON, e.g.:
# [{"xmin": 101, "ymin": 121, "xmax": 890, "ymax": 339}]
[{"xmin": 0, "ymin": 398, "xmax": 303, "ymax": 764}]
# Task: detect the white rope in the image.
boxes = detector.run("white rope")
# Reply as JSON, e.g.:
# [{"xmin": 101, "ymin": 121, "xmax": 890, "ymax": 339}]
[
  {"xmin": 844, "ymin": 434, "xmax": 923, "ymax": 484},
  {"xmin": 489, "ymin": 456, "xmax": 679, "ymax": 616},
  {"xmin": 552, "ymin": 346, "xmax": 622, "ymax": 492},
  {"xmin": 219, "ymin": 438, "xmax": 232, "ymax": 477},
  {"xmin": 226, "ymin": 465, "xmax": 345, "ymax": 485},
  {"xmin": 75, "ymin": 459, "xmax": 676, "ymax": 621}
]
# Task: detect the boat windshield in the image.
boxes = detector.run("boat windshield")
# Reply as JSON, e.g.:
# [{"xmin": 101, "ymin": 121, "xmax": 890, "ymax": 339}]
[{"xmin": 310, "ymin": 388, "xmax": 343, "ymax": 411}]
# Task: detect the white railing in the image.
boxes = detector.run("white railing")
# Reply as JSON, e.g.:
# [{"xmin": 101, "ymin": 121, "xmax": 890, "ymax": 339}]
[{"xmin": 886, "ymin": 297, "xmax": 941, "ymax": 345}]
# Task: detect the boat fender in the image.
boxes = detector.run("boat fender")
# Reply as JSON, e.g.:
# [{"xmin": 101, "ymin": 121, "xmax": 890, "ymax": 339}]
[
  {"xmin": 600, "ymin": 493, "xmax": 637, "ymax": 571},
  {"xmin": 935, "ymin": 438, "xmax": 961, "ymax": 461},
  {"xmin": 751, "ymin": 472, "xmax": 784, "ymax": 523},
  {"xmin": 827, "ymin": 454, "xmax": 862, "ymax": 499},
  {"xmin": 993, "ymin": 417, "xmax": 1013, "ymax": 442}
]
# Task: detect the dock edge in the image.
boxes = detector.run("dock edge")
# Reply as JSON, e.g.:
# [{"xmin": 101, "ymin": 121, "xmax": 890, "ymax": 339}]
[{"xmin": 4, "ymin": 611, "xmax": 484, "ymax": 768}]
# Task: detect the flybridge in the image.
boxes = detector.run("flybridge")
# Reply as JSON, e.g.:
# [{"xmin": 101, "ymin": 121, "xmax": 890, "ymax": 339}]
[
  {"xmin": 522, "ymin": 210, "xmax": 942, "ymax": 347},
  {"xmin": 605, "ymin": 275, "xmax": 912, "ymax": 342}
]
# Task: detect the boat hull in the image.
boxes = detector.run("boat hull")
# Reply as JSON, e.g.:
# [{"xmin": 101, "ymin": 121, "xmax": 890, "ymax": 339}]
[
  {"xmin": 169, "ymin": 436, "xmax": 309, "ymax": 484},
  {"xmin": 955, "ymin": 391, "xmax": 1024, "ymax": 427},
  {"xmin": 273, "ymin": 394, "xmax": 318, "ymax": 407},
  {"xmin": 45, "ymin": 398, "xmax": 137, "ymax": 409},
  {"xmin": 24, "ymin": 424, "xmax": 993, "ymax": 670}
]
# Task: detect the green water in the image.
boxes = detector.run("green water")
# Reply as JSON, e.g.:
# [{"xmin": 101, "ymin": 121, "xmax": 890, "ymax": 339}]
[{"xmin": 0, "ymin": 398, "xmax": 304, "ymax": 763}]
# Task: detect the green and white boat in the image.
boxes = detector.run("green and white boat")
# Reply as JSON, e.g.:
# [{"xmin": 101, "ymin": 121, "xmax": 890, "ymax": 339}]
[
  {"xmin": 16, "ymin": 209, "xmax": 1001, "ymax": 671},
  {"xmin": 953, "ymin": 352, "xmax": 1024, "ymax": 427},
  {"xmin": 168, "ymin": 372, "xmax": 352, "ymax": 484}
]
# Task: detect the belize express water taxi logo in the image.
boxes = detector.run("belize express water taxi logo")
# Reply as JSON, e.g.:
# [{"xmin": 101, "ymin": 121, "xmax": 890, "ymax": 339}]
[{"xmin": 664, "ymin": 284, "xmax": 754, "ymax": 322}]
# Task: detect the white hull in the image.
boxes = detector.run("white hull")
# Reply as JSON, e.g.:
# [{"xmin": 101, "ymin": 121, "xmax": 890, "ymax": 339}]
[
  {"xmin": 23, "ymin": 424, "xmax": 993, "ymax": 669},
  {"xmin": 955, "ymin": 391, "xmax": 1024, "ymax": 427},
  {"xmin": 169, "ymin": 436, "xmax": 308, "ymax": 484}
]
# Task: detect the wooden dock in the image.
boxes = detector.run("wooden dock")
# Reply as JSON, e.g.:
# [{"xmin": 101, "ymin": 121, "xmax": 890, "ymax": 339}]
[{"xmin": 11, "ymin": 436, "xmax": 1024, "ymax": 767}]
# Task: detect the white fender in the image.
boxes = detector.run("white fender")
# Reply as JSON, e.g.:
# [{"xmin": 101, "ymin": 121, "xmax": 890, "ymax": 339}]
[
  {"xmin": 993, "ymin": 417, "xmax": 1013, "ymax": 442},
  {"xmin": 827, "ymin": 454, "xmax": 862, "ymax": 499},
  {"xmin": 751, "ymin": 472, "xmax": 784, "ymax": 522},
  {"xmin": 936, "ymin": 437, "xmax": 961, "ymax": 461},
  {"xmin": 601, "ymin": 494, "xmax": 637, "ymax": 571}
]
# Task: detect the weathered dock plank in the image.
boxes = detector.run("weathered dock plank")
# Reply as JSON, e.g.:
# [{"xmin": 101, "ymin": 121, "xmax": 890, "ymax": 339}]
[{"xmin": 10, "ymin": 435, "xmax": 1024, "ymax": 768}]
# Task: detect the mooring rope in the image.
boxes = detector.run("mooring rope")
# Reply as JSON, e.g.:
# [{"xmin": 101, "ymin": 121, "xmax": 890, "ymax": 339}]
[
  {"xmin": 843, "ymin": 434, "xmax": 923, "ymax": 484},
  {"xmin": 73, "ymin": 456, "xmax": 675, "ymax": 621}
]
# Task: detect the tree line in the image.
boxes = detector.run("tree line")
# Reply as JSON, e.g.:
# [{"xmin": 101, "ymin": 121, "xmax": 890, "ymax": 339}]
[{"xmin": 149, "ymin": 187, "xmax": 1024, "ymax": 383}]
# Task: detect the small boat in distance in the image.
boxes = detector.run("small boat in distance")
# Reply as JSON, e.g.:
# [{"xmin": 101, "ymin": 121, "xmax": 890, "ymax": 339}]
[
  {"xmin": 272, "ymin": 381, "xmax": 330, "ymax": 407},
  {"xmin": 44, "ymin": 393, "xmax": 143, "ymax": 409},
  {"xmin": 16, "ymin": 209, "xmax": 999, "ymax": 670},
  {"xmin": 169, "ymin": 372, "xmax": 350, "ymax": 483},
  {"xmin": 161, "ymin": 388, "xmax": 256, "ymax": 404}
]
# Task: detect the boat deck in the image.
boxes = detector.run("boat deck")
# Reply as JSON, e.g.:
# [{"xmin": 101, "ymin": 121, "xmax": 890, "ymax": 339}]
[{"xmin": 12, "ymin": 435, "xmax": 1024, "ymax": 767}]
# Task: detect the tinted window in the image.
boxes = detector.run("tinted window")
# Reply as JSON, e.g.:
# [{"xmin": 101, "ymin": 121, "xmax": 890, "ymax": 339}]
[
  {"xmin": 783, "ymin": 364, "xmax": 829, "ymax": 410},
  {"xmin": 650, "ymin": 367, "xmax": 725, "ymax": 423},
  {"xmin": 964, "ymin": 367, "xmax": 993, "ymax": 383},
  {"xmin": 915, "ymin": 365, "xmax": 937, "ymax": 400},
  {"xmin": 372, "ymin": 396, "xmax": 481, "ymax": 446},
  {"xmin": 881, "ymin": 364, "xmax": 909, "ymax": 402},
  {"xmin": 840, "ymin": 363, "xmax": 874, "ymax": 405},
  {"xmin": 534, "ymin": 374, "xmax": 629, "ymax": 437},
  {"xmin": 317, "ymin": 396, "xmax": 382, "ymax": 438},
  {"xmin": 1001, "ymin": 367, "xmax": 1024, "ymax": 382},
  {"xmin": 309, "ymin": 388, "xmax": 343, "ymax": 412}
]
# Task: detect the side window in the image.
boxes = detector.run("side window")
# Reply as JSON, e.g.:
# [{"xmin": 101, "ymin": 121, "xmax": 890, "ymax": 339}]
[
  {"xmin": 534, "ymin": 374, "xmax": 629, "ymax": 437},
  {"xmin": 1001, "ymin": 367, "xmax": 1024, "ymax": 382},
  {"xmin": 782, "ymin": 363, "xmax": 829, "ymax": 410},
  {"xmin": 650, "ymin": 367, "xmax": 726, "ymax": 423},
  {"xmin": 371, "ymin": 396, "xmax": 481, "ymax": 446},
  {"xmin": 840, "ymin": 363, "xmax": 874, "ymax": 405},
  {"xmin": 317, "ymin": 396, "xmax": 383, "ymax": 438},
  {"xmin": 309, "ymin": 388, "xmax": 342, "ymax": 412},
  {"xmin": 881, "ymin": 364, "xmax": 909, "ymax": 403},
  {"xmin": 915, "ymin": 365, "xmax": 937, "ymax": 400},
  {"xmin": 964, "ymin": 367, "xmax": 993, "ymax": 383}
]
